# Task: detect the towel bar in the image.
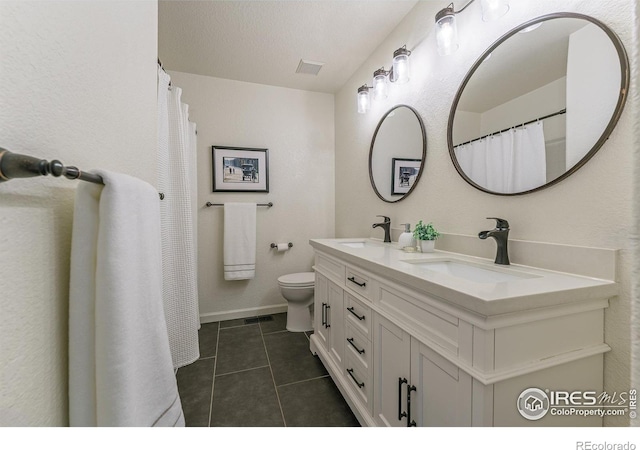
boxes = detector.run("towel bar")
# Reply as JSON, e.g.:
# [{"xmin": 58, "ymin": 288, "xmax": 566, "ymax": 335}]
[
  {"xmin": 206, "ymin": 202, "xmax": 273, "ymax": 208},
  {"xmin": 0, "ymin": 148, "xmax": 165, "ymax": 200}
]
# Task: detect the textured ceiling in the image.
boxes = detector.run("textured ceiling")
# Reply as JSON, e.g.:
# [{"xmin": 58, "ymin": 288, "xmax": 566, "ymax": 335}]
[{"xmin": 158, "ymin": 0, "xmax": 419, "ymax": 94}]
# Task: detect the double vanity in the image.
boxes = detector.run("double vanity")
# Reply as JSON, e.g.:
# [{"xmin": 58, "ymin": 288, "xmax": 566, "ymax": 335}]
[{"xmin": 308, "ymin": 238, "xmax": 617, "ymax": 426}]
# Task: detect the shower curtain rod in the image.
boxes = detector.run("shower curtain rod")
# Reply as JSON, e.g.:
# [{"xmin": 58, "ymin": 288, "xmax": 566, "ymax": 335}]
[
  {"xmin": 0, "ymin": 148, "xmax": 165, "ymax": 200},
  {"xmin": 455, "ymin": 108, "xmax": 567, "ymax": 147}
]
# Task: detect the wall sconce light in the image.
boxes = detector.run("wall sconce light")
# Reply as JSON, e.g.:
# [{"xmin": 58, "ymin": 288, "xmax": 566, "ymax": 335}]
[
  {"xmin": 357, "ymin": 85, "xmax": 371, "ymax": 114},
  {"xmin": 435, "ymin": 0, "xmax": 509, "ymax": 56},
  {"xmin": 392, "ymin": 45, "xmax": 411, "ymax": 84},
  {"xmin": 372, "ymin": 68, "xmax": 389, "ymax": 100},
  {"xmin": 356, "ymin": 45, "xmax": 411, "ymax": 113}
]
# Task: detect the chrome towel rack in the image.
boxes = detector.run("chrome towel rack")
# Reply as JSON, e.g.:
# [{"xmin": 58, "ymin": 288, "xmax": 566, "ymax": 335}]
[
  {"xmin": 0, "ymin": 148, "xmax": 165, "ymax": 200},
  {"xmin": 205, "ymin": 202, "xmax": 273, "ymax": 208}
]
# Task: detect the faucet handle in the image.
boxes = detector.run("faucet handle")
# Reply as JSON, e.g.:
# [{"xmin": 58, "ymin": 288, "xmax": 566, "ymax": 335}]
[
  {"xmin": 486, "ymin": 217, "xmax": 509, "ymax": 229},
  {"xmin": 376, "ymin": 215, "xmax": 390, "ymax": 223}
]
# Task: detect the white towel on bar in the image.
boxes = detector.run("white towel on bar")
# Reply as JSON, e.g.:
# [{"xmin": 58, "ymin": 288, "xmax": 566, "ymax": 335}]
[
  {"xmin": 224, "ymin": 203, "xmax": 257, "ymax": 280},
  {"xmin": 69, "ymin": 170, "xmax": 185, "ymax": 427}
]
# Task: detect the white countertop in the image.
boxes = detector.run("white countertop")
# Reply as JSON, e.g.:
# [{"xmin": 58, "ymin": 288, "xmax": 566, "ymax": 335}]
[{"xmin": 309, "ymin": 238, "xmax": 618, "ymax": 316}]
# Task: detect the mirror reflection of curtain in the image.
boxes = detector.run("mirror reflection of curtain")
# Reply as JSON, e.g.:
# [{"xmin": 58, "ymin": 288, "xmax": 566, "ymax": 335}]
[{"xmin": 454, "ymin": 121, "xmax": 547, "ymax": 193}]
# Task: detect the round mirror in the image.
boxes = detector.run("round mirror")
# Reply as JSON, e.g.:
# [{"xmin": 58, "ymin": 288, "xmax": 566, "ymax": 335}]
[
  {"xmin": 448, "ymin": 13, "xmax": 629, "ymax": 195},
  {"xmin": 369, "ymin": 105, "xmax": 426, "ymax": 202}
]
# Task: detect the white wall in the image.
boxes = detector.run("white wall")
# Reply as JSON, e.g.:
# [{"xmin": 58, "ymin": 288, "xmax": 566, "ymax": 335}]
[
  {"xmin": 335, "ymin": 0, "xmax": 636, "ymax": 426},
  {"xmin": 0, "ymin": 1, "xmax": 158, "ymax": 426},
  {"xmin": 167, "ymin": 71, "xmax": 335, "ymax": 322}
]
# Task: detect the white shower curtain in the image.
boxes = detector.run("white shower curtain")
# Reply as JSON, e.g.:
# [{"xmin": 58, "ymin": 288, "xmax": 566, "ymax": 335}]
[
  {"xmin": 454, "ymin": 121, "xmax": 547, "ymax": 193},
  {"xmin": 157, "ymin": 66, "xmax": 200, "ymax": 369}
]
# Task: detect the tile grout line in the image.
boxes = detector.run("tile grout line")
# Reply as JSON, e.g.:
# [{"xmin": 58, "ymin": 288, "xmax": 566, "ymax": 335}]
[
  {"xmin": 207, "ymin": 323, "xmax": 220, "ymax": 427},
  {"xmin": 259, "ymin": 320, "xmax": 288, "ymax": 427},
  {"xmin": 276, "ymin": 374, "xmax": 331, "ymax": 389},
  {"xmin": 214, "ymin": 364, "xmax": 271, "ymax": 378}
]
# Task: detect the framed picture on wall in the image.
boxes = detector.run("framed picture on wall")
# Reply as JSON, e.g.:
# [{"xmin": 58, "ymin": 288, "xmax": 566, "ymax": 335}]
[
  {"xmin": 212, "ymin": 146, "xmax": 269, "ymax": 192},
  {"xmin": 391, "ymin": 158, "xmax": 421, "ymax": 195}
]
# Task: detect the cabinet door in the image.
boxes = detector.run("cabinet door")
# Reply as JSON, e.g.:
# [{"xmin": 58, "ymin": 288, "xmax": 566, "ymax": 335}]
[
  {"xmin": 373, "ymin": 314, "xmax": 411, "ymax": 427},
  {"xmin": 313, "ymin": 273, "xmax": 329, "ymax": 351},
  {"xmin": 326, "ymin": 279, "xmax": 345, "ymax": 369},
  {"xmin": 410, "ymin": 339, "xmax": 472, "ymax": 427}
]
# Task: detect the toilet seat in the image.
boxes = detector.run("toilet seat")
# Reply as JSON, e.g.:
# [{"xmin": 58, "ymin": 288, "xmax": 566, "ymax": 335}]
[{"xmin": 277, "ymin": 272, "xmax": 315, "ymax": 288}]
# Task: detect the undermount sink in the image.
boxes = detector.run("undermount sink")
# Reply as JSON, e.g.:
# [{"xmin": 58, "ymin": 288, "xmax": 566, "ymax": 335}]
[
  {"xmin": 401, "ymin": 259, "xmax": 539, "ymax": 283},
  {"xmin": 340, "ymin": 242, "xmax": 367, "ymax": 248},
  {"xmin": 339, "ymin": 240, "xmax": 379, "ymax": 248}
]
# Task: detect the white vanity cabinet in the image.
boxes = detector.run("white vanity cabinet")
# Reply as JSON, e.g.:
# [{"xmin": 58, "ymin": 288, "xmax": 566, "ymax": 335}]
[
  {"xmin": 313, "ymin": 272, "xmax": 345, "ymax": 370},
  {"xmin": 373, "ymin": 314, "xmax": 472, "ymax": 427},
  {"xmin": 309, "ymin": 239, "xmax": 617, "ymax": 427}
]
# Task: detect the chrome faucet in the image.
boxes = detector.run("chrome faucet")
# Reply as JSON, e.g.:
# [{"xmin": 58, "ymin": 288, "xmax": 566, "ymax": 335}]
[
  {"xmin": 372, "ymin": 215, "xmax": 391, "ymax": 243},
  {"xmin": 478, "ymin": 217, "xmax": 510, "ymax": 265}
]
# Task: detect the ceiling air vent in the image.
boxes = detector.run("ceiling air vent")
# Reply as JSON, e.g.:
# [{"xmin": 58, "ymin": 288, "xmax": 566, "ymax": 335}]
[{"xmin": 296, "ymin": 59, "xmax": 324, "ymax": 76}]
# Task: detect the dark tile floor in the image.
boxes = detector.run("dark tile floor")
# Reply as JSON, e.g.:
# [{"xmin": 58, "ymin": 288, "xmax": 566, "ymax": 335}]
[{"xmin": 176, "ymin": 312, "xmax": 360, "ymax": 427}]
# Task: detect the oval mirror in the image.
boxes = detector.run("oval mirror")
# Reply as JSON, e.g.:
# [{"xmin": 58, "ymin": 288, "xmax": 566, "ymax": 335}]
[
  {"xmin": 369, "ymin": 105, "xmax": 426, "ymax": 202},
  {"xmin": 448, "ymin": 13, "xmax": 629, "ymax": 195}
]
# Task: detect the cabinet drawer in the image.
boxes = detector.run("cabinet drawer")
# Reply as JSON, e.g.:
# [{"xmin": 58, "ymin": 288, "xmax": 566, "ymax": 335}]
[
  {"xmin": 315, "ymin": 253, "xmax": 345, "ymax": 285},
  {"xmin": 345, "ymin": 266, "xmax": 373, "ymax": 301},
  {"xmin": 345, "ymin": 323, "xmax": 371, "ymax": 370},
  {"xmin": 344, "ymin": 351, "xmax": 372, "ymax": 415},
  {"xmin": 345, "ymin": 292, "xmax": 372, "ymax": 338},
  {"xmin": 377, "ymin": 281, "xmax": 459, "ymax": 355}
]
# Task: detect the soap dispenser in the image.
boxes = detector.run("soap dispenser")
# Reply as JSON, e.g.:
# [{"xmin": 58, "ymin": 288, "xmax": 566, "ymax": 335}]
[{"xmin": 398, "ymin": 223, "xmax": 416, "ymax": 250}]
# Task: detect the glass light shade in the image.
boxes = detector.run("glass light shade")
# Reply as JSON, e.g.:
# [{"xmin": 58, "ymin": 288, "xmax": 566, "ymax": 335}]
[
  {"xmin": 392, "ymin": 50, "xmax": 410, "ymax": 84},
  {"xmin": 373, "ymin": 69, "xmax": 388, "ymax": 100},
  {"xmin": 436, "ymin": 12, "xmax": 459, "ymax": 56},
  {"xmin": 480, "ymin": 0, "xmax": 509, "ymax": 22},
  {"xmin": 357, "ymin": 86, "xmax": 370, "ymax": 114}
]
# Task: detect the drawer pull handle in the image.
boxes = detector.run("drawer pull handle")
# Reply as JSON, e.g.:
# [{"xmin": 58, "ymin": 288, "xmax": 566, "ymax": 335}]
[
  {"xmin": 347, "ymin": 306, "xmax": 365, "ymax": 321},
  {"xmin": 347, "ymin": 276, "xmax": 366, "ymax": 288},
  {"xmin": 347, "ymin": 368, "xmax": 365, "ymax": 389},
  {"xmin": 347, "ymin": 337, "xmax": 365, "ymax": 354}
]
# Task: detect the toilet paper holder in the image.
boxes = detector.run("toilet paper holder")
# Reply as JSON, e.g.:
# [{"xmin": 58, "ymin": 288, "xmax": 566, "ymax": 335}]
[{"xmin": 271, "ymin": 242, "xmax": 293, "ymax": 249}]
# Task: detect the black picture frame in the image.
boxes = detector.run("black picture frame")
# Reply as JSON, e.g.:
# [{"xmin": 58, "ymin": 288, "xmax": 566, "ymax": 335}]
[
  {"xmin": 391, "ymin": 158, "xmax": 421, "ymax": 195},
  {"xmin": 212, "ymin": 146, "xmax": 269, "ymax": 192}
]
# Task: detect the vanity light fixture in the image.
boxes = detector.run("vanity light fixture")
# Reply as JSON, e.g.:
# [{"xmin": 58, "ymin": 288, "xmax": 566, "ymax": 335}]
[
  {"xmin": 392, "ymin": 45, "xmax": 411, "ymax": 84},
  {"xmin": 435, "ymin": 0, "xmax": 509, "ymax": 56},
  {"xmin": 372, "ymin": 68, "xmax": 389, "ymax": 100},
  {"xmin": 357, "ymin": 84, "xmax": 371, "ymax": 114},
  {"xmin": 356, "ymin": 45, "xmax": 411, "ymax": 113}
]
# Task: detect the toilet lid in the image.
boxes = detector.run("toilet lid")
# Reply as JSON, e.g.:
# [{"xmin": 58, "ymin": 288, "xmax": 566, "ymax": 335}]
[{"xmin": 278, "ymin": 272, "xmax": 315, "ymax": 286}]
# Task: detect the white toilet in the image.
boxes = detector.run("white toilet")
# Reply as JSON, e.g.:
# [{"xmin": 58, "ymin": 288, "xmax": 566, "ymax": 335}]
[{"xmin": 277, "ymin": 272, "xmax": 315, "ymax": 332}]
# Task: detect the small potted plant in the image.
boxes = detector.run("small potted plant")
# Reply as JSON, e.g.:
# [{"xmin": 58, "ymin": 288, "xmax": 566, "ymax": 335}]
[{"xmin": 413, "ymin": 220, "xmax": 440, "ymax": 253}]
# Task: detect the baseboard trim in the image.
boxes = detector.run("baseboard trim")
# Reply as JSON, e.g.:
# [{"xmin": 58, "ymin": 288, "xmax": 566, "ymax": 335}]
[{"xmin": 200, "ymin": 304, "xmax": 288, "ymax": 324}]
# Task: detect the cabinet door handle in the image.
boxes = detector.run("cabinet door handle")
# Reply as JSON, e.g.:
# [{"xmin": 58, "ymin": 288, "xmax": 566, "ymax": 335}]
[
  {"xmin": 407, "ymin": 384, "xmax": 417, "ymax": 427},
  {"xmin": 398, "ymin": 377, "xmax": 408, "ymax": 421},
  {"xmin": 325, "ymin": 304, "xmax": 331, "ymax": 328},
  {"xmin": 347, "ymin": 306, "xmax": 365, "ymax": 321},
  {"xmin": 347, "ymin": 276, "xmax": 366, "ymax": 287},
  {"xmin": 346, "ymin": 337, "xmax": 365, "ymax": 354},
  {"xmin": 321, "ymin": 302, "xmax": 327, "ymax": 327},
  {"xmin": 347, "ymin": 368, "xmax": 365, "ymax": 389}
]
